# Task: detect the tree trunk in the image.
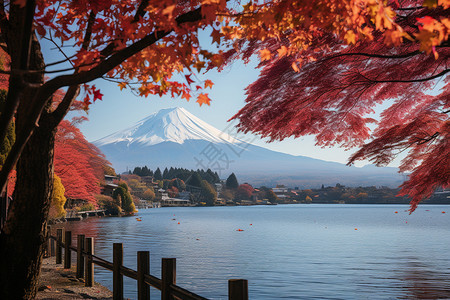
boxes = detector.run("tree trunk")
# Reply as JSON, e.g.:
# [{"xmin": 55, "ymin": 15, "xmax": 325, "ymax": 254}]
[
  {"xmin": 0, "ymin": 114, "xmax": 56, "ymax": 299},
  {"xmin": 0, "ymin": 12, "xmax": 54, "ymax": 296}
]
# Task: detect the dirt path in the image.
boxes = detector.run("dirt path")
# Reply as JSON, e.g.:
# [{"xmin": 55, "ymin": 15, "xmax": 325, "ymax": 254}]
[{"xmin": 36, "ymin": 257, "xmax": 112, "ymax": 300}]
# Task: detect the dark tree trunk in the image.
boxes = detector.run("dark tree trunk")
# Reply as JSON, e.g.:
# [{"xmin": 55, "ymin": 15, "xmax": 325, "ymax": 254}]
[
  {"xmin": 0, "ymin": 119, "xmax": 56, "ymax": 298},
  {"xmin": 0, "ymin": 11, "xmax": 57, "ymax": 296}
]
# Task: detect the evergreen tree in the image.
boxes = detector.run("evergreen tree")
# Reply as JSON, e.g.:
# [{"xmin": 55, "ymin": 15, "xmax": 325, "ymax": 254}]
[
  {"xmin": 142, "ymin": 165, "xmax": 151, "ymax": 176},
  {"xmin": 226, "ymin": 173, "xmax": 239, "ymax": 189},
  {"xmin": 213, "ymin": 171, "xmax": 220, "ymax": 183},
  {"xmin": 133, "ymin": 167, "xmax": 141, "ymax": 175},
  {"xmin": 186, "ymin": 172, "xmax": 202, "ymax": 187},
  {"xmin": 206, "ymin": 169, "xmax": 218, "ymax": 183},
  {"xmin": 163, "ymin": 167, "xmax": 169, "ymax": 179},
  {"xmin": 168, "ymin": 167, "xmax": 175, "ymax": 179},
  {"xmin": 154, "ymin": 167, "xmax": 163, "ymax": 180}
]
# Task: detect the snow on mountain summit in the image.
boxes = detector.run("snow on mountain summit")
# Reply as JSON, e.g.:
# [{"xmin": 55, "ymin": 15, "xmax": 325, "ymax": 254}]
[{"xmin": 94, "ymin": 107, "xmax": 242, "ymax": 147}]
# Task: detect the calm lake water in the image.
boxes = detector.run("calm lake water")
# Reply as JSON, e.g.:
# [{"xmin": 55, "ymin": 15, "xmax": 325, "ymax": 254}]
[{"xmin": 61, "ymin": 204, "xmax": 450, "ymax": 299}]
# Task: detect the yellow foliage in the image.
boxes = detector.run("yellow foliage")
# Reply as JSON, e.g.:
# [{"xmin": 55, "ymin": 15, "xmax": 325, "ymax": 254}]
[{"xmin": 49, "ymin": 175, "xmax": 66, "ymax": 219}]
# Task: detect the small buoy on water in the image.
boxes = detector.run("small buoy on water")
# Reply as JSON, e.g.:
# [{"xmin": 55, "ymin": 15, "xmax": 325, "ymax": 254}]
[
  {"xmin": 442, "ymin": 211, "xmax": 446, "ymax": 214},
  {"xmin": 178, "ymin": 222, "xmax": 180, "ymax": 224},
  {"xmin": 394, "ymin": 211, "xmax": 398, "ymax": 214},
  {"xmin": 250, "ymin": 224, "xmax": 252, "ymax": 226},
  {"xmin": 354, "ymin": 228, "xmax": 358, "ymax": 230},
  {"xmin": 236, "ymin": 229, "xmax": 244, "ymax": 232}
]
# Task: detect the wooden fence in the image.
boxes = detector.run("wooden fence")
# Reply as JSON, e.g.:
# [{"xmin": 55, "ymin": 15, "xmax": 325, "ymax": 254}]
[{"xmin": 47, "ymin": 228, "xmax": 248, "ymax": 300}]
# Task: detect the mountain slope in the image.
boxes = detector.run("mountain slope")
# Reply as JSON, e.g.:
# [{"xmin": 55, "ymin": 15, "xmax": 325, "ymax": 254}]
[{"xmin": 94, "ymin": 107, "xmax": 403, "ymax": 188}]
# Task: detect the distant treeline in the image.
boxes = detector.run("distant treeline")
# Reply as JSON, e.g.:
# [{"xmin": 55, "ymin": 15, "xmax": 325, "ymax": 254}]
[
  {"xmin": 290, "ymin": 184, "xmax": 448, "ymax": 205},
  {"xmin": 131, "ymin": 166, "xmax": 220, "ymax": 184}
]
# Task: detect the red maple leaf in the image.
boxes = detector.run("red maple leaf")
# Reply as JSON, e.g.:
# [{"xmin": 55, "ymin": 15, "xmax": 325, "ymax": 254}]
[
  {"xmin": 185, "ymin": 74, "xmax": 195, "ymax": 85},
  {"xmin": 92, "ymin": 88, "xmax": 103, "ymax": 102}
]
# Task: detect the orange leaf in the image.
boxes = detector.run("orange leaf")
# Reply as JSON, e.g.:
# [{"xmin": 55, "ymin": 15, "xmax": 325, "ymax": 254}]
[
  {"xmin": 291, "ymin": 61, "xmax": 300, "ymax": 72},
  {"xmin": 181, "ymin": 91, "xmax": 191, "ymax": 101},
  {"xmin": 118, "ymin": 82, "xmax": 127, "ymax": 91},
  {"xmin": 260, "ymin": 49, "xmax": 272, "ymax": 61},
  {"xmin": 204, "ymin": 79, "xmax": 214, "ymax": 89},
  {"xmin": 196, "ymin": 93, "xmax": 211, "ymax": 106},
  {"xmin": 277, "ymin": 46, "xmax": 288, "ymax": 58},
  {"xmin": 162, "ymin": 5, "xmax": 176, "ymax": 18},
  {"xmin": 344, "ymin": 30, "xmax": 356, "ymax": 45}
]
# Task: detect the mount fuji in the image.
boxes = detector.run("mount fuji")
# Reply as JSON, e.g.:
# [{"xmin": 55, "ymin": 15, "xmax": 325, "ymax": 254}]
[{"xmin": 94, "ymin": 107, "xmax": 403, "ymax": 188}]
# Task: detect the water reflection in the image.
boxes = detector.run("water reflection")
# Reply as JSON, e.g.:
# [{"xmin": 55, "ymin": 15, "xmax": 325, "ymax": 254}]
[{"xmin": 397, "ymin": 258, "xmax": 450, "ymax": 299}]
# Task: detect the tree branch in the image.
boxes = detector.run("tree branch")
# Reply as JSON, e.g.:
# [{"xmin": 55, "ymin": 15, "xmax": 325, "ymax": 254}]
[
  {"xmin": 321, "ymin": 50, "xmax": 422, "ymax": 62},
  {"xmin": 49, "ymin": 85, "xmax": 80, "ymax": 126},
  {"xmin": 50, "ymin": 10, "xmax": 96, "ymax": 127},
  {"xmin": 0, "ymin": 6, "xmax": 204, "ymax": 194},
  {"xmin": 360, "ymin": 68, "xmax": 449, "ymax": 83},
  {"xmin": 134, "ymin": 0, "xmax": 149, "ymax": 22}
]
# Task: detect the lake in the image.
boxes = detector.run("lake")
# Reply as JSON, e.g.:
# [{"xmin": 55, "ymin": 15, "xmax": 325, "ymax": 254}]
[{"xmin": 61, "ymin": 204, "xmax": 450, "ymax": 299}]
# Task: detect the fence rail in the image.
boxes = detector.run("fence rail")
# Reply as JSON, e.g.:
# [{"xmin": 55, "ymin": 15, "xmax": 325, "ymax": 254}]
[{"xmin": 47, "ymin": 228, "xmax": 248, "ymax": 300}]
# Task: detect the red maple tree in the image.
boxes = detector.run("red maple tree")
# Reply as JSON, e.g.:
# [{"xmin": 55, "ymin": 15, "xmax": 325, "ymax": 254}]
[
  {"xmin": 236, "ymin": 183, "xmax": 254, "ymax": 200},
  {"xmin": 229, "ymin": 1, "xmax": 449, "ymax": 211},
  {"xmin": 54, "ymin": 120, "xmax": 111, "ymax": 205}
]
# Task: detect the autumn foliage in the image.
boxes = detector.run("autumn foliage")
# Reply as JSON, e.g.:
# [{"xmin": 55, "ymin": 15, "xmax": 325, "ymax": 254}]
[
  {"xmin": 0, "ymin": 0, "xmax": 448, "ymax": 297},
  {"xmin": 49, "ymin": 174, "xmax": 66, "ymax": 219},
  {"xmin": 54, "ymin": 120, "xmax": 112, "ymax": 205},
  {"xmin": 236, "ymin": 183, "xmax": 254, "ymax": 200},
  {"xmin": 228, "ymin": 0, "xmax": 449, "ymax": 211}
]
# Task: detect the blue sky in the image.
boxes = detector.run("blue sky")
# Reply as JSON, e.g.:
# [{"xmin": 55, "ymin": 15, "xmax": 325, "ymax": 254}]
[{"xmin": 71, "ymin": 59, "xmax": 373, "ymax": 167}]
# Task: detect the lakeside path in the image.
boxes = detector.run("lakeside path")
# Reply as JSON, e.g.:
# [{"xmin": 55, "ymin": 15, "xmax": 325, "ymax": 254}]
[{"xmin": 37, "ymin": 257, "xmax": 112, "ymax": 300}]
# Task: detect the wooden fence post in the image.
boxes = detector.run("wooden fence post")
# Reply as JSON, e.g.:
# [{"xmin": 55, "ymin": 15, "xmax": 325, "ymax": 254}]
[
  {"xmin": 64, "ymin": 230, "xmax": 72, "ymax": 269},
  {"xmin": 85, "ymin": 237, "xmax": 94, "ymax": 287},
  {"xmin": 56, "ymin": 229, "xmax": 63, "ymax": 264},
  {"xmin": 50, "ymin": 238, "xmax": 55, "ymax": 257},
  {"xmin": 228, "ymin": 279, "xmax": 248, "ymax": 300},
  {"xmin": 113, "ymin": 243, "xmax": 123, "ymax": 300},
  {"xmin": 161, "ymin": 258, "xmax": 176, "ymax": 300},
  {"xmin": 137, "ymin": 251, "xmax": 150, "ymax": 300},
  {"xmin": 76, "ymin": 234, "xmax": 85, "ymax": 278}
]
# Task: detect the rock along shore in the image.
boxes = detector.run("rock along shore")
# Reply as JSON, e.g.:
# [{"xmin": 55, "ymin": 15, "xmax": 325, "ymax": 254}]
[{"xmin": 36, "ymin": 256, "xmax": 112, "ymax": 300}]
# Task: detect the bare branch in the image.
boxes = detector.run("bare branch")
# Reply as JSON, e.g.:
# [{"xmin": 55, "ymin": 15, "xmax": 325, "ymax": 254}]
[
  {"xmin": 42, "ymin": 36, "xmax": 75, "ymax": 68},
  {"xmin": 44, "ymin": 54, "xmax": 78, "ymax": 68}
]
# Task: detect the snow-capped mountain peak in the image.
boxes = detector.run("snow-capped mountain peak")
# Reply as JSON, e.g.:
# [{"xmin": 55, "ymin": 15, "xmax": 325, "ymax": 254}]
[{"xmin": 94, "ymin": 107, "xmax": 241, "ymax": 147}]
